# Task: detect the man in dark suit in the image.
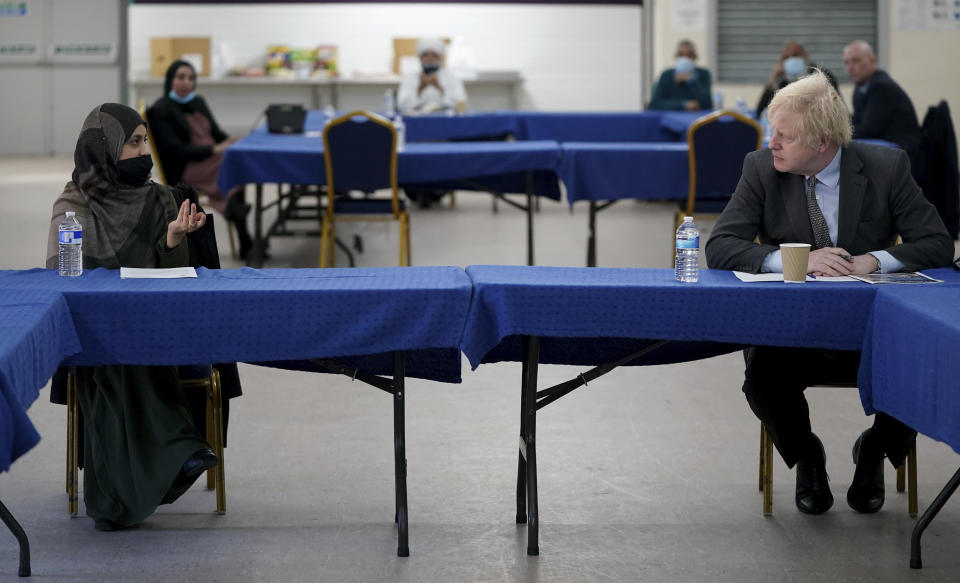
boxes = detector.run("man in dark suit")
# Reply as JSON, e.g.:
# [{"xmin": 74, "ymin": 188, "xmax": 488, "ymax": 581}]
[
  {"xmin": 706, "ymin": 71, "xmax": 953, "ymax": 516},
  {"xmin": 844, "ymin": 40, "xmax": 924, "ymax": 178}
]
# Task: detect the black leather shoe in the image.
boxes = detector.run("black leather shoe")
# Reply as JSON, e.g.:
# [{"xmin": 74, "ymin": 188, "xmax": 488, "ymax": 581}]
[
  {"xmin": 847, "ymin": 429, "xmax": 885, "ymax": 513},
  {"xmin": 161, "ymin": 447, "xmax": 218, "ymax": 505},
  {"xmin": 795, "ymin": 433, "xmax": 834, "ymax": 515}
]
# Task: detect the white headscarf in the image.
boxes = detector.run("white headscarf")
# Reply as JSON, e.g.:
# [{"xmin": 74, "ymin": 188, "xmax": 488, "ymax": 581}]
[{"xmin": 416, "ymin": 37, "xmax": 445, "ymax": 58}]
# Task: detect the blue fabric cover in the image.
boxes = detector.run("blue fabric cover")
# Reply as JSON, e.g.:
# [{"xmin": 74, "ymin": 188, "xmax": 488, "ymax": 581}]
[
  {"xmin": 218, "ymin": 129, "xmax": 563, "ymax": 200},
  {"xmin": 558, "ymin": 142, "xmax": 689, "ymax": 204},
  {"xmin": 326, "ymin": 114, "xmax": 394, "ymax": 193},
  {"xmin": 516, "ymin": 112, "xmax": 675, "ymax": 142},
  {"xmin": 0, "ymin": 290, "xmax": 81, "ymax": 471},
  {"xmin": 461, "ymin": 265, "xmax": 887, "ymax": 368},
  {"xmin": 0, "ymin": 267, "xmax": 473, "ymax": 383},
  {"xmin": 690, "ymin": 115, "xmax": 760, "ymax": 207},
  {"xmin": 857, "ymin": 277, "xmax": 960, "ymax": 454}
]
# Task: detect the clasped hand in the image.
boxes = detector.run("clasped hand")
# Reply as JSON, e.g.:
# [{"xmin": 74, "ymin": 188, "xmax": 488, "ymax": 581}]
[
  {"xmin": 807, "ymin": 247, "xmax": 878, "ymax": 277},
  {"xmin": 166, "ymin": 200, "xmax": 205, "ymax": 249}
]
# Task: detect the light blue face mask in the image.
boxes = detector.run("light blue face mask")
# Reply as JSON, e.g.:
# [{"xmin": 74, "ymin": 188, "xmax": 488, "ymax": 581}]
[
  {"xmin": 783, "ymin": 57, "xmax": 806, "ymax": 80},
  {"xmin": 168, "ymin": 90, "xmax": 196, "ymax": 104},
  {"xmin": 674, "ymin": 57, "xmax": 695, "ymax": 75}
]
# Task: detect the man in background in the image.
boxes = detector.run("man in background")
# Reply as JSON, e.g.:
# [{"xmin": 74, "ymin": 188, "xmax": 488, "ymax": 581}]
[
  {"xmin": 843, "ymin": 39, "xmax": 924, "ymax": 178},
  {"xmin": 648, "ymin": 40, "xmax": 712, "ymax": 111},
  {"xmin": 397, "ymin": 37, "xmax": 467, "ymax": 115}
]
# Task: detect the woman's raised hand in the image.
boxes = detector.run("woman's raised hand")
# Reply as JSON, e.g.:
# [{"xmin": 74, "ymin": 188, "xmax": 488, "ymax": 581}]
[{"xmin": 166, "ymin": 199, "xmax": 206, "ymax": 249}]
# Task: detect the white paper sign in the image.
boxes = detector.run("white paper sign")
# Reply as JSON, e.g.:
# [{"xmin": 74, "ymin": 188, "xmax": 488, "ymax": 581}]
[{"xmin": 672, "ymin": 0, "xmax": 707, "ymax": 32}]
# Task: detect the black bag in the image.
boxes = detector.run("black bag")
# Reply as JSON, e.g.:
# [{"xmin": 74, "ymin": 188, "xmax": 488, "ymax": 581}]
[{"xmin": 266, "ymin": 103, "xmax": 306, "ymax": 134}]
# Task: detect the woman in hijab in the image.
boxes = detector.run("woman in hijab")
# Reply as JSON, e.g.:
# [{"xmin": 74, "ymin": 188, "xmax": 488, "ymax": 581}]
[
  {"xmin": 46, "ymin": 103, "xmax": 218, "ymax": 531},
  {"xmin": 147, "ymin": 60, "xmax": 252, "ymax": 258}
]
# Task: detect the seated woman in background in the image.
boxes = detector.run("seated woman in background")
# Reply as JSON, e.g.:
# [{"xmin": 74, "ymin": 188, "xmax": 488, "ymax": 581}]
[
  {"xmin": 147, "ymin": 60, "xmax": 252, "ymax": 258},
  {"xmin": 46, "ymin": 103, "xmax": 218, "ymax": 531}
]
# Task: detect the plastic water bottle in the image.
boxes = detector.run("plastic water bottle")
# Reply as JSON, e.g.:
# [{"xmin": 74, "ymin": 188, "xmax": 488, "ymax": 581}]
[
  {"xmin": 323, "ymin": 104, "xmax": 336, "ymax": 125},
  {"xmin": 760, "ymin": 110, "xmax": 773, "ymax": 144},
  {"xmin": 736, "ymin": 96, "xmax": 748, "ymax": 115},
  {"xmin": 58, "ymin": 211, "xmax": 83, "ymax": 277},
  {"xmin": 384, "ymin": 89, "xmax": 396, "ymax": 119},
  {"xmin": 712, "ymin": 91, "xmax": 724, "ymax": 110},
  {"xmin": 393, "ymin": 115, "xmax": 405, "ymax": 152},
  {"xmin": 675, "ymin": 216, "xmax": 699, "ymax": 283}
]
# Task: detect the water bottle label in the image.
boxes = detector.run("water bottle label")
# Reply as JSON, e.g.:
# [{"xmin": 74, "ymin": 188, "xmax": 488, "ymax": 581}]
[
  {"xmin": 59, "ymin": 230, "xmax": 82, "ymax": 244},
  {"xmin": 676, "ymin": 236, "xmax": 699, "ymax": 249}
]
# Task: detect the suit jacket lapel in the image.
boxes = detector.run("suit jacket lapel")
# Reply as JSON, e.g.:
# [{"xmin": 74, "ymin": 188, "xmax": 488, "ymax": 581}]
[
  {"xmin": 779, "ymin": 171, "xmax": 814, "ymax": 244},
  {"xmin": 837, "ymin": 145, "xmax": 866, "ymax": 251}
]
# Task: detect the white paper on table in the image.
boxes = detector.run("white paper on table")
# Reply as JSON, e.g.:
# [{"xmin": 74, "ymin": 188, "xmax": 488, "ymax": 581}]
[
  {"xmin": 120, "ymin": 267, "xmax": 197, "ymax": 279},
  {"xmin": 811, "ymin": 275, "xmax": 860, "ymax": 282},
  {"xmin": 733, "ymin": 271, "xmax": 814, "ymax": 282}
]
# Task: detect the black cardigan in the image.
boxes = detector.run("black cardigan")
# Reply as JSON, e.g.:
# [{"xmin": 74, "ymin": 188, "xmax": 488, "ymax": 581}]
[{"xmin": 146, "ymin": 95, "xmax": 228, "ymax": 186}]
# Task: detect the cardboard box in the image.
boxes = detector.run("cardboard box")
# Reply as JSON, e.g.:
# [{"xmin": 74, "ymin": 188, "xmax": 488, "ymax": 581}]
[{"xmin": 151, "ymin": 37, "xmax": 211, "ymax": 77}]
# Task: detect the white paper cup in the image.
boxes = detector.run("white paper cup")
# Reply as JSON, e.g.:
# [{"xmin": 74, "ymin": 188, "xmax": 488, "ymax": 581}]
[{"xmin": 780, "ymin": 243, "xmax": 811, "ymax": 283}]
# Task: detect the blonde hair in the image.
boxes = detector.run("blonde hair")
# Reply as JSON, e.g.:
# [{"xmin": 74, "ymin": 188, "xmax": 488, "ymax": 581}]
[{"xmin": 767, "ymin": 70, "xmax": 852, "ymax": 149}]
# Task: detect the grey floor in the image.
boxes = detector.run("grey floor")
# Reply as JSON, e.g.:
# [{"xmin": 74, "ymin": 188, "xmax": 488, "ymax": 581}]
[{"xmin": 2, "ymin": 157, "xmax": 960, "ymax": 582}]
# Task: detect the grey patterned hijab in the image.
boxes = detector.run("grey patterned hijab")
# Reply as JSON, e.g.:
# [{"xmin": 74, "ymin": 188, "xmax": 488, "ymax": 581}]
[{"xmin": 46, "ymin": 103, "xmax": 179, "ymax": 269}]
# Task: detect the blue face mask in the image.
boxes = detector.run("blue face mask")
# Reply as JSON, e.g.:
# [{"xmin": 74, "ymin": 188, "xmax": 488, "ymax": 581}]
[
  {"xmin": 422, "ymin": 63, "xmax": 440, "ymax": 75},
  {"xmin": 783, "ymin": 57, "xmax": 806, "ymax": 80},
  {"xmin": 168, "ymin": 90, "xmax": 196, "ymax": 104},
  {"xmin": 674, "ymin": 57, "xmax": 695, "ymax": 75}
]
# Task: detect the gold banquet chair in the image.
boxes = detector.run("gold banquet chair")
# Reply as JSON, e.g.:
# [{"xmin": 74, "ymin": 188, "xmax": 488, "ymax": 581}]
[
  {"xmin": 65, "ymin": 365, "xmax": 227, "ymax": 516},
  {"xmin": 320, "ymin": 110, "xmax": 411, "ymax": 267},
  {"xmin": 138, "ymin": 100, "xmax": 238, "ymax": 260},
  {"xmin": 757, "ymin": 384, "xmax": 918, "ymax": 516},
  {"xmin": 674, "ymin": 110, "xmax": 762, "ymax": 235}
]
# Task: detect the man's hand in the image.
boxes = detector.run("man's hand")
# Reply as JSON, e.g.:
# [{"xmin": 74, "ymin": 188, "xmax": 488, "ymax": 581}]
[
  {"xmin": 807, "ymin": 247, "xmax": 879, "ymax": 276},
  {"xmin": 684, "ymin": 99, "xmax": 700, "ymax": 111},
  {"xmin": 166, "ymin": 200, "xmax": 206, "ymax": 249},
  {"xmin": 418, "ymin": 73, "xmax": 442, "ymax": 94}
]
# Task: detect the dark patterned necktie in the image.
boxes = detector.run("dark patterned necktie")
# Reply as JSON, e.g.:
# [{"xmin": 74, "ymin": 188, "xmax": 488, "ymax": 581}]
[{"xmin": 805, "ymin": 176, "xmax": 832, "ymax": 249}]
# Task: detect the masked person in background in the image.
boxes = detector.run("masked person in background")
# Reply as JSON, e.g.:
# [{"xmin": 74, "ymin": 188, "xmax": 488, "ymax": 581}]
[
  {"xmin": 47, "ymin": 103, "xmax": 219, "ymax": 531},
  {"xmin": 755, "ymin": 41, "xmax": 841, "ymax": 120},
  {"xmin": 147, "ymin": 60, "xmax": 252, "ymax": 259},
  {"xmin": 397, "ymin": 37, "xmax": 467, "ymax": 115},
  {"xmin": 648, "ymin": 39, "xmax": 712, "ymax": 111}
]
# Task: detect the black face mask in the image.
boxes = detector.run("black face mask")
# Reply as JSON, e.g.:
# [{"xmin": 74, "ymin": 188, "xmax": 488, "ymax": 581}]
[
  {"xmin": 116, "ymin": 154, "xmax": 153, "ymax": 187},
  {"xmin": 422, "ymin": 63, "xmax": 440, "ymax": 75}
]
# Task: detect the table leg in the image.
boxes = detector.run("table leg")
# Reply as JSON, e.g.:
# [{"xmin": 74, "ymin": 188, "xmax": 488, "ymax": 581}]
[
  {"xmin": 521, "ymin": 335, "xmax": 540, "ymax": 556},
  {"xmin": 393, "ymin": 351, "xmax": 409, "ymax": 558},
  {"xmin": 910, "ymin": 465, "xmax": 960, "ymax": 569},
  {"xmin": 0, "ymin": 499, "xmax": 30, "ymax": 577},
  {"xmin": 249, "ymin": 184, "xmax": 265, "ymax": 267},
  {"xmin": 526, "ymin": 172, "xmax": 535, "ymax": 266},
  {"xmin": 587, "ymin": 201, "xmax": 598, "ymax": 267},
  {"xmin": 516, "ymin": 346, "xmax": 529, "ymax": 524}
]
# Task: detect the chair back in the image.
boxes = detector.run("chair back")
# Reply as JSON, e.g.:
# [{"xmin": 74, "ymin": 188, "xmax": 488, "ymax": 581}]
[
  {"xmin": 322, "ymin": 110, "xmax": 400, "ymax": 218},
  {"xmin": 920, "ymin": 100, "xmax": 959, "ymax": 238},
  {"xmin": 685, "ymin": 110, "xmax": 762, "ymax": 214},
  {"xmin": 138, "ymin": 99, "xmax": 169, "ymax": 185}
]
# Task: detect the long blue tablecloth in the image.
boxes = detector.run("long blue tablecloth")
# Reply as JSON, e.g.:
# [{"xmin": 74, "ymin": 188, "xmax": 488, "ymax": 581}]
[
  {"xmin": 516, "ymin": 111, "xmax": 676, "ymax": 142},
  {"xmin": 0, "ymin": 290, "xmax": 81, "ymax": 471},
  {"xmin": 219, "ymin": 119, "xmax": 563, "ymax": 200},
  {"xmin": 858, "ymin": 280, "xmax": 960, "ymax": 454},
  {"xmin": 558, "ymin": 142, "xmax": 689, "ymax": 204},
  {"xmin": 462, "ymin": 266, "xmax": 900, "ymax": 368},
  {"xmin": 0, "ymin": 267, "xmax": 472, "ymax": 383}
]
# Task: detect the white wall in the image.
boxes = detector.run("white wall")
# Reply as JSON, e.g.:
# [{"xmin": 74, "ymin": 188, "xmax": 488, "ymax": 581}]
[
  {"xmin": 128, "ymin": 2, "xmax": 642, "ymax": 111},
  {"xmin": 652, "ymin": 0, "xmax": 960, "ymax": 136}
]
